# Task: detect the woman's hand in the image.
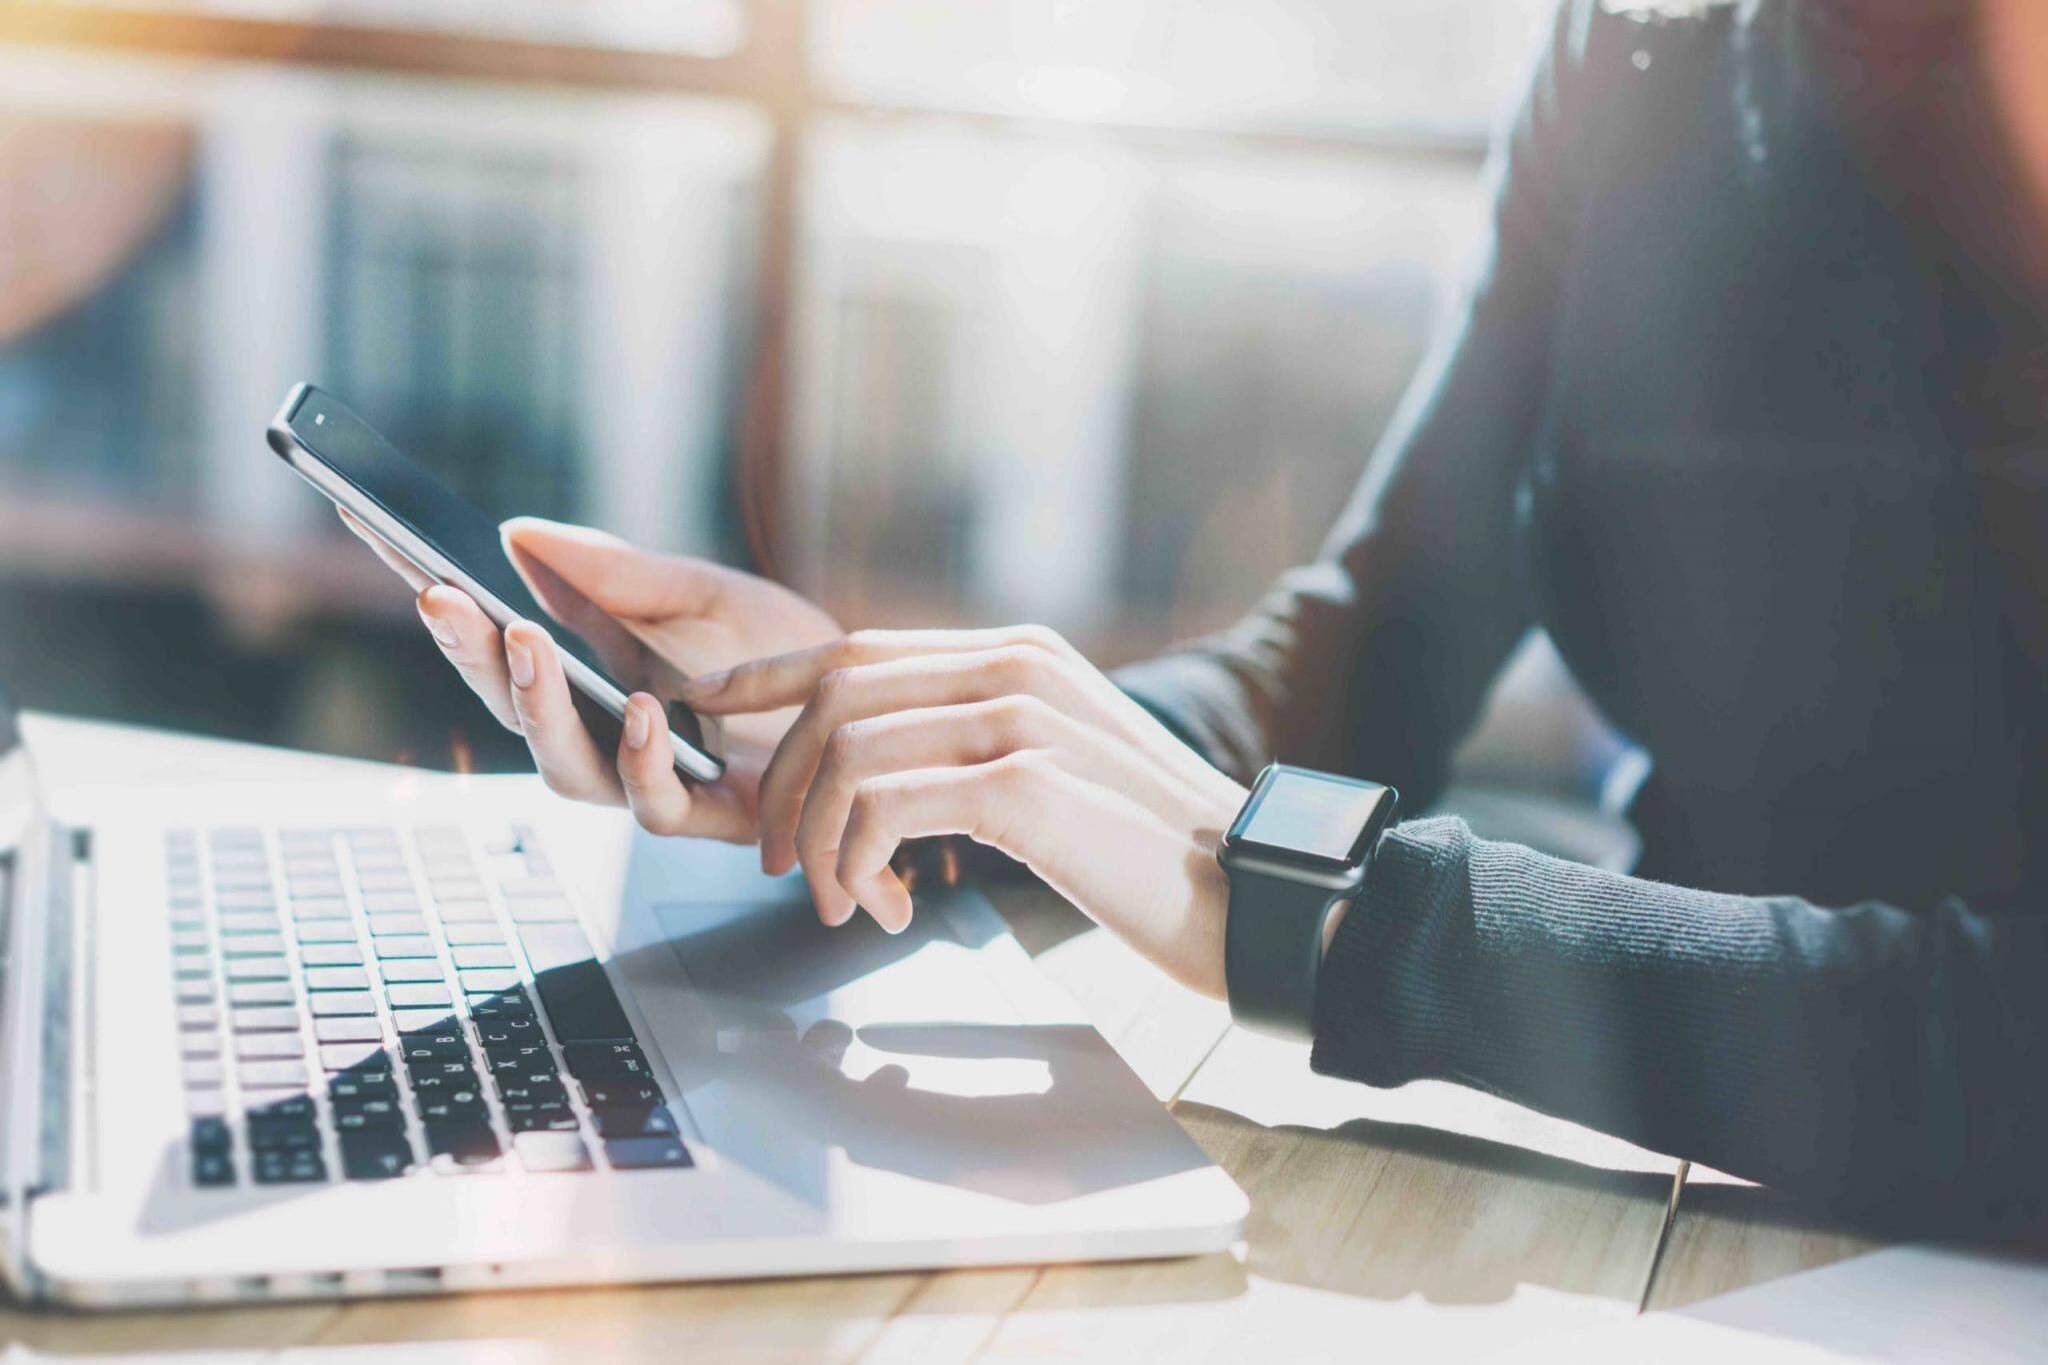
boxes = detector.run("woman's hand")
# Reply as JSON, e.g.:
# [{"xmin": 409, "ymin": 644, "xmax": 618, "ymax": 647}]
[
  {"xmin": 341, "ymin": 510, "xmax": 842, "ymax": 842},
  {"xmin": 680, "ymin": 626, "xmax": 1246, "ymax": 996}
]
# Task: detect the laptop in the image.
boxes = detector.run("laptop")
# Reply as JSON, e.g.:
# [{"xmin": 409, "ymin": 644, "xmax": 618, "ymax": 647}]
[{"xmin": 0, "ymin": 691, "xmax": 1245, "ymax": 1307}]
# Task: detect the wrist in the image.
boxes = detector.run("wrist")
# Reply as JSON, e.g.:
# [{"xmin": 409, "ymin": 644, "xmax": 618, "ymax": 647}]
[
  {"xmin": 1216, "ymin": 764, "xmax": 1398, "ymax": 1041},
  {"xmin": 1320, "ymin": 899, "xmax": 1353, "ymax": 956}
]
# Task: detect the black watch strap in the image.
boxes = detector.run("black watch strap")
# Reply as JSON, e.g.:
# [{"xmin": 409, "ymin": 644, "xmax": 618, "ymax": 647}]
[{"xmin": 1223, "ymin": 873, "xmax": 1351, "ymax": 1043}]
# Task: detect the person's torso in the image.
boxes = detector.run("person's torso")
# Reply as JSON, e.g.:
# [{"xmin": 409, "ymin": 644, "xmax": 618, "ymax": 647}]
[{"xmin": 1518, "ymin": 3, "xmax": 2048, "ymax": 907}]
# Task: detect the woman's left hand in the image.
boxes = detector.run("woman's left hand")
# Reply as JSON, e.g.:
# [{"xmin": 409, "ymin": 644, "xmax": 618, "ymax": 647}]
[{"xmin": 679, "ymin": 626, "xmax": 1246, "ymax": 997}]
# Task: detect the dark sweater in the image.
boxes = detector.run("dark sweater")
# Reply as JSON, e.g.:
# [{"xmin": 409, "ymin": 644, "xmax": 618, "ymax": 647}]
[{"xmin": 1119, "ymin": 0, "xmax": 2048, "ymax": 1230}]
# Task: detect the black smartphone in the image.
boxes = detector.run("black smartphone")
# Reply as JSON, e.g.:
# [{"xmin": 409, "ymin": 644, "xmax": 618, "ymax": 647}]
[{"xmin": 267, "ymin": 382, "xmax": 726, "ymax": 783}]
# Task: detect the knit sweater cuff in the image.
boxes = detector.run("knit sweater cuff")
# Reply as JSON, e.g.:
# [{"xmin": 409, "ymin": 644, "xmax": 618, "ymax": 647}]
[{"xmin": 1309, "ymin": 815, "xmax": 1479, "ymax": 1089}]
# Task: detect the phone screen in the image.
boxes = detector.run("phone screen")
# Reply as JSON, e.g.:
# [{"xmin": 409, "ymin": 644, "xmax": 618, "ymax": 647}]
[{"xmin": 270, "ymin": 384, "xmax": 721, "ymax": 773}]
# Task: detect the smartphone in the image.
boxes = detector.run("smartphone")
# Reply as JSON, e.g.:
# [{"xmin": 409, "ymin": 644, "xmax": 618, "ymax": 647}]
[{"xmin": 266, "ymin": 382, "xmax": 726, "ymax": 783}]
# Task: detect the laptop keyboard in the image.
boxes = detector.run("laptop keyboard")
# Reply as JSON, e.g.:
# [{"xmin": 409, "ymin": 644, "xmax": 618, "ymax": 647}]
[{"xmin": 163, "ymin": 823, "xmax": 692, "ymax": 1186}]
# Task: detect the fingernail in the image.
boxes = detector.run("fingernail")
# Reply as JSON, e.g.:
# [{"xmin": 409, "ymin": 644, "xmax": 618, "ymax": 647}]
[
  {"xmin": 417, "ymin": 602, "xmax": 458, "ymax": 649},
  {"xmin": 505, "ymin": 635, "xmax": 535, "ymax": 688},
  {"xmin": 624, "ymin": 700, "xmax": 651, "ymax": 750}
]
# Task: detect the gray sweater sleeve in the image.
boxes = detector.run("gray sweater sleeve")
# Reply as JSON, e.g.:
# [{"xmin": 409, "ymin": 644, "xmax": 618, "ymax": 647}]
[
  {"xmin": 1316, "ymin": 817, "xmax": 2048, "ymax": 1229},
  {"xmin": 1112, "ymin": 1, "xmax": 1616, "ymax": 803},
  {"xmin": 1119, "ymin": 5, "xmax": 2048, "ymax": 1229}
]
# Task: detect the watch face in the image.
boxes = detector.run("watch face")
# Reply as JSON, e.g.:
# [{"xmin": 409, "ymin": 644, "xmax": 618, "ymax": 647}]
[{"xmin": 1226, "ymin": 766, "xmax": 1394, "ymax": 869}]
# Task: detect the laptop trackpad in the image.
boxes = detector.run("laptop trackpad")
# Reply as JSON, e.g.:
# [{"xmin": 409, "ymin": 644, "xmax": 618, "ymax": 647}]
[
  {"xmin": 655, "ymin": 890, "xmax": 1023, "ymax": 1033},
  {"xmin": 646, "ymin": 893, "xmax": 1183, "ymax": 1207}
]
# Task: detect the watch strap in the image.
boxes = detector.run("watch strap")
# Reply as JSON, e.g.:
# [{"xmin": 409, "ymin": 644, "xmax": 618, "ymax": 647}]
[{"xmin": 1223, "ymin": 871, "xmax": 1349, "ymax": 1043}]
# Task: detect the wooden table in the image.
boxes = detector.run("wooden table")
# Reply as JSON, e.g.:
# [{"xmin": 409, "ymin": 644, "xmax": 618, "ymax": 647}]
[{"xmin": 0, "ymin": 717, "xmax": 1879, "ymax": 1362}]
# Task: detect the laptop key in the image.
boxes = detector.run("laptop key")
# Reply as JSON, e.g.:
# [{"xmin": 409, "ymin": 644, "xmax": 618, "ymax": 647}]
[
  {"xmin": 226, "ymin": 956, "xmax": 292, "ymax": 982},
  {"xmin": 418, "ymin": 1097, "xmax": 490, "ymax": 1128},
  {"xmin": 442, "ymin": 924, "xmax": 505, "ymax": 947},
  {"xmin": 332, "ymin": 1101, "xmax": 405, "ymax": 1133},
  {"xmin": 310, "ymin": 991, "xmax": 377, "ymax": 1017},
  {"xmin": 190, "ymin": 1117, "xmax": 231, "ymax": 1152},
  {"xmin": 314, "ymin": 1016, "xmax": 382, "ymax": 1043},
  {"xmin": 509, "ymin": 902, "xmax": 578, "ymax": 925},
  {"xmin": 457, "ymin": 969, "xmax": 521, "ymax": 996},
  {"xmin": 603, "ymin": 1137, "xmax": 691, "ymax": 1170},
  {"xmin": 583, "ymin": 1080, "xmax": 662, "ymax": 1109},
  {"xmin": 185, "ymin": 1090, "xmax": 229, "ymax": 1118},
  {"xmin": 591, "ymin": 1106, "xmax": 679, "ymax": 1139},
  {"xmin": 563, "ymin": 1043, "xmax": 650, "ymax": 1079},
  {"xmin": 193, "ymin": 1149, "xmax": 237, "ymax": 1187},
  {"xmin": 494, "ymin": 1077, "xmax": 567, "ymax": 1107},
  {"xmin": 367, "ymin": 913, "xmax": 429, "ymax": 938},
  {"xmin": 321, "ymin": 1042, "xmax": 391, "ymax": 1074},
  {"xmin": 507, "ymin": 1107, "xmax": 580, "ymax": 1133},
  {"xmin": 291, "ymin": 897, "xmax": 351, "ymax": 921},
  {"xmin": 221, "ymin": 934, "xmax": 288, "ymax": 958},
  {"xmin": 436, "ymin": 901, "xmax": 495, "ymax": 925},
  {"xmin": 305, "ymin": 966, "xmax": 371, "ymax": 991},
  {"xmin": 468, "ymin": 991, "xmax": 537, "ymax": 1023},
  {"xmin": 217, "ymin": 912, "xmax": 281, "ymax": 935},
  {"xmin": 393, "ymin": 1031, "xmax": 465, "ymax": 1061},
  {"xmin": 301, "ymin": 943, "xmax": 365, "ymax": 967},
  {"xmin": 423, "ymin": 1121, "xmax": 500, "ymax": 1167},
  {"xmin": 517, "ymin": 924, "xmax": 633, "ymax": 1044},
  {"xmin": 513, "ymin": 1132, "xmax": 592, "ymax": 1172},
  {"xmin": 341, "ymin": 1133, "xmax": 414, "ymax": 1180},
  {"xmin": 181, "ymin": 1034, "xmax": 223, "ymax": 1060},
  {"xmin": 451, "ymin": 945, "xmax": 514, "ymax": 970},
  {"xmin": 247, "ymin": 1119, "xmax": 321, "ymax": 1152},
  {"xmin": 379, "ymin": 960, "xmax": 445, "ymax": 984},
  {"xmin": 229, "ymin": 982, "xmax": 297, "ymax": 1008},
  {"xmin": 233, "ymin": 1006, "xmax": 302, "ymax": 1032},
  {"xmin": 329, "ymin": 1072, "xmax": 398, "ymax": 1103},
  {"xmin": 473, "ymin": 1018, "xmax": 545, "ymax": 1049},
  {"xmin": 239, "ymin": 1060, "xmax": 309, "ymax": 1088},
  {"xmin": 375, "ymin": 936, "xmax": 437, "ymax": 960},
  {"xmin": 387, "ymin": 983, "xmax": 454, "ymax": 1009},
  {"xmin": 178, "ymin": 1005, "xmax": 218, "ymax": 1031},
  {"xmin": 236, "ymin": 1034, "xmax": 306, "ymax": 1060},
  {"xmin": 244, "ymin": 1092, "xmax": 316, "ymax": 1123},
  {"xmin": 405, "ymin": 1055, "xmax": 477, "ymax": 1088},
  {"xmin": 296, "ymin": 922, "xmax": 358, "ymax": 943},
  {"xmin": 392, "ymin": 1010, "xmax": 464, "ymax": 1039},
  {"xmin": 497, "ymin": 1065, "xmax": 563, "ymax": 1094},
  {"xmin": 252, "ymin": 1150, "xmax": 327, "ymax": 1184}
]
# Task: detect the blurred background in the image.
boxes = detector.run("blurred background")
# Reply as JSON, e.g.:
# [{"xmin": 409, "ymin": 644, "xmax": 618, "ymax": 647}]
[{"xmin": 0, "ymin": 0, "xmax": 1632, "ymax": 845}]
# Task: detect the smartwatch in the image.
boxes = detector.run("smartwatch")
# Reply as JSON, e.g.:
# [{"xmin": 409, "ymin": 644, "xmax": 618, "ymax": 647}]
[{"xmin": 1218, "ymin": 764, "xmax": 1398, "ymax": 1041}]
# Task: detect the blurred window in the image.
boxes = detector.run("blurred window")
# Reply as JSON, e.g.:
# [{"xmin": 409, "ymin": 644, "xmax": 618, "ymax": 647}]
[
  {"xmin": 811, "ymin": 0, "xmax": 1550, "ymax": 140},
  {"xmin": 0, "ymin": 1, "xmax": 1563, "ymax": 764},
  {"xmin": 787, "ymin": 2, "xmax": 1548, "ymax": 650}
]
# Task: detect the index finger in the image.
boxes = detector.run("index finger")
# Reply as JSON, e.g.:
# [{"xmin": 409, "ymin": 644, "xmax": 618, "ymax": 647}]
[
  {"xmin": 682, "ymin": 626, "xmax": 1070, "ymax": 715},
  {"xmin": 339, "ymin": 508, "xmax": 433, "ymax": 592}
]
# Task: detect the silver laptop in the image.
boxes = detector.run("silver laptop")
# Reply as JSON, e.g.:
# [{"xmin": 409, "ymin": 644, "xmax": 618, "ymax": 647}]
[{"xmin": 0, "ymin": 691, "xmax": 1245, "ymax": 1307}]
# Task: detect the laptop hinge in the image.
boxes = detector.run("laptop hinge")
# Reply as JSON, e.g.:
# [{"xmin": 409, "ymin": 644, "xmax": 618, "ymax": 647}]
[{"xmin": 0, "ymin": 820, "xmax": 78, "ymax": 1300}]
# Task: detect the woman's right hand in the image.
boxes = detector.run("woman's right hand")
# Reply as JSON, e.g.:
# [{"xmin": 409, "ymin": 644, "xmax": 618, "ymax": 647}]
[{"xmin": 342, "ymin": 511, "xmax": 843, "ymax": 843}]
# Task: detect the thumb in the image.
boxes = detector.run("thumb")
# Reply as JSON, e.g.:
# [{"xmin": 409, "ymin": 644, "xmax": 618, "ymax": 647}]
[{"xmin": 499, "ymin": 517, "xmax": 728, "ymax": 621}]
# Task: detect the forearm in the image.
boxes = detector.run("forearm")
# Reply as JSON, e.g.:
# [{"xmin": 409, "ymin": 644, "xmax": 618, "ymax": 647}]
[{"xmin": 1315, "ymin": 817, "xmax": 2048, "ymax": 1231}]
